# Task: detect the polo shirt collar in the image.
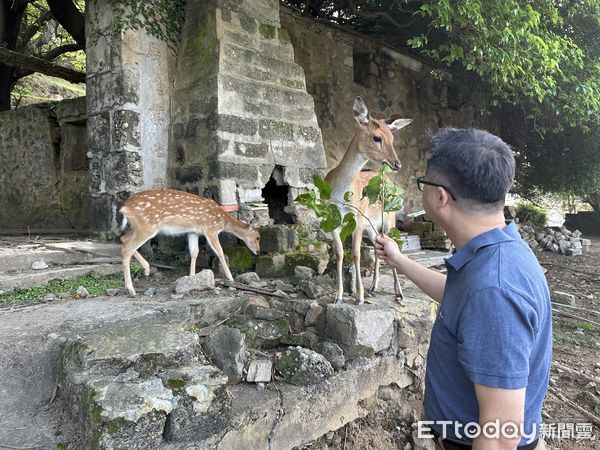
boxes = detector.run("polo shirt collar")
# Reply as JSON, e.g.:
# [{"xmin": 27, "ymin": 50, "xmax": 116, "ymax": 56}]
[{"xmin": 445, "ymin": 221, "xmax": 518, "ymax": 271}]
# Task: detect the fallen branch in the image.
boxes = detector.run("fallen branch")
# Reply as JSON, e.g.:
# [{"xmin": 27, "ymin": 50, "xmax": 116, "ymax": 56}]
[
  {"xmin": 547, "ymin": 385, "xmax": 600, "ymax": 424},
  {"xmin": 0, "ymin": 46, "xmax": 85, "ymax": 84},
  {"xmin": 551, "ymin": 301, "xmax": 600, "ymax": 317},
  {"xmin": 196, "ymin": 305, "xmax": 243, "ymax": 337},
  {"xmin": 551, "ymin": 308, "xmax": 600, "ymax": 327},
  {"xmin": 218, "ymin": 280, "xmax": 289, "ymax": 298},
  {"xmin": 552, "ymin": 361, "xmax": 600, "ymax": 385}
]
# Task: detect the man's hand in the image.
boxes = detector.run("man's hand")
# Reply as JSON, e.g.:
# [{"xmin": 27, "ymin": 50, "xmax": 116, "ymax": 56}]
[{"xmin": 375, "ymin": 234, "xmax": 402, "ymax": 266}]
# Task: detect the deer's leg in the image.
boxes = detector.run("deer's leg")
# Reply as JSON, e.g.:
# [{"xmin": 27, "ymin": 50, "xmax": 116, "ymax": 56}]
[
  {"xmin": 331, "ymin": 229, "xmax": 344, "ymax": 304},
  {"xmin": 132, "ymin": 251, "xmax": 150, "ymax": 276},
  {"xmin": 121, "ymin": 231, "xmax": 153, "ymax": 296},
  {"xmin": 205, "ymin": 232, "xmax": 233, "ymax": 281},
  {"xmin": 352, "ymin": 226, "xmax": 365, "ymax": 305},
  {"xmin": 392, "ymin": 267, "xmax": 403, "ymax": 302},
  {"xmin": 187, "ymin": 233, "xmax": 199, "ymax": 276}
]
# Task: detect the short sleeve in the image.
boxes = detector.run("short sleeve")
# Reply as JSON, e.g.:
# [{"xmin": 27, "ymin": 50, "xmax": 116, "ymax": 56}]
[{"xmin": 456, "ymin": 287, "xmax": 538, "ymax": 389}]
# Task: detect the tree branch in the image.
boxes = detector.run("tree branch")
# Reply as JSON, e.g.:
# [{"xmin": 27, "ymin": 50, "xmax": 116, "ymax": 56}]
[
  {"xmin": 46, "ymin": 0, "xmax": 85, "ymax": 48},
  {"xmin": 0, "ymin": 46, "xmax": 85, "ymax": 83},
  {"xmin": 346, "ymin": 0, "xmax": 418, "ymax": 29},
  {"xmin": 41, "ymin": 42, "xmax": 80, "ymax": 60},
  {"xmin": 17, "ymin": 9, "xmax": 52, "ymax": 51}
]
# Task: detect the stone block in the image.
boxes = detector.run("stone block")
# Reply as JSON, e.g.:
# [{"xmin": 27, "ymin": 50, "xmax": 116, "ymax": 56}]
[
  {"xmin": 274, "ymin": 346, "xmax": 333, "ymax": 385},
  {"xmin": 203, "ymin": 326, "xmax": 247, "ymax": 384},
  {"xmin": 322, "ymin": 304, "xmax": 395, "ymax": 358},
  {"xmin": 255, "ymin": 254, "xmax": 287, "ymax": 278},
  {"xmin": 285, "ymin": 251, "xmax": 329, "ymax": 275},
  {"xmin": 246, "ymin": 359, "xmax": 273, "ymax": 382},
  {"xmin": 174, "ymin": 270, "xmax": 215, "ymax": 294},
  {"xmin": 259, "ymin": 225, "xmax": 299, "ymax": 253}
]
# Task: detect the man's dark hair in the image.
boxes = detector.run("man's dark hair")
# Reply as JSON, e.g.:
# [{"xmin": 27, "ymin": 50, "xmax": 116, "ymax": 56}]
[{"xmin": 427, "ymin": 128, "xmax": 515, "ymax": 211}]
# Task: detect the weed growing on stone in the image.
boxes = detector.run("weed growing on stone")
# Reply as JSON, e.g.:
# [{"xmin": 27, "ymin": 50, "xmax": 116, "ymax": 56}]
[{"xmin": 0, "ymin": 266, "xmax": 143, "ymax": 306}]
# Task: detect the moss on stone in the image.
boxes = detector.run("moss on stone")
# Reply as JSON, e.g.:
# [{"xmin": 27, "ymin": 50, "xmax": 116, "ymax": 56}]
[
  {"xmin": 278, "ymin": 28, "xmax": 291, "ymax": 45},
  {"xmin": 258, "ymin": 23, "xmax": 276, "ymax": 39},
  {"xmin": 223, "ymin": 246, "xmax": 256, "ymax": 275}
]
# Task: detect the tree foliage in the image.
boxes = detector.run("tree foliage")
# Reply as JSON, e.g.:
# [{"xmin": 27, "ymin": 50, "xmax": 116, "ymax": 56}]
[
  {"xmin": 0, "ymin": 0, "xmax": 85, "ymax": 110},
  {"xmin": 284, "ymin": 0, "xmax": 600, "ymax": 209}
]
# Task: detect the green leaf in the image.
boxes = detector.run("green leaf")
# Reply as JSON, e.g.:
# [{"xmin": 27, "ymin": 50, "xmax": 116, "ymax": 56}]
[
  {"xmin": 381, "ymin": 163, "xmax": 394, "ymax": 174},
  {"xmin": 388, "ymin": 228, "xmax": 404, "ymax": 249},
  {"xmin": 320, "ymin": 204, "xmax": 342, "ymax": 232},
  {"xmin": 339, "ymin": 212, "xmax": 357, "ymax": 242},
  {"xmin": 343, "ymin": 191, "xmax": 354, "ymax": 202},
  {"xmin": 362, "ymin": 175, "xmax": 381, "ymax": 204},
  {"xmin": 313, "ymin": 174, "xmax": 332, "ymax": 200},
  {"xmin": 295, "ymin": 192, "xmax": 316, "ymax": 209}
]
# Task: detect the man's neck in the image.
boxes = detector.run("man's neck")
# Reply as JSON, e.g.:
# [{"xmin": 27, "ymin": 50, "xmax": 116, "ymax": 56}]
[{"xmin": 445, "ymin": 212, "xmax": 508, "ymax": 250}]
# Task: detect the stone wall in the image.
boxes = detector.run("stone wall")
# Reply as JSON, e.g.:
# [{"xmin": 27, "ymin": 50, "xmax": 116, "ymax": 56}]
[
  {"xmin": 86, "ymin": 0, "xmax": 175, "ymax": 231},
  {"xmin": 169, "ymin": 0, "xmax": 326, "ymax": 225},
  {"xmin": 281, "ymin": 7, "xmax": 498, "ymax": 214},
  {"xmin": 0, "ymin": 97, "xmax": 89, "ymax": 229}
]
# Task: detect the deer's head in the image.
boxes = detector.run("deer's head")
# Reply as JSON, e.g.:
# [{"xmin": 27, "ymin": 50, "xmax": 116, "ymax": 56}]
[{"xmin": 352, "ymin": 96, "xmax": 412, "ymax": 170}]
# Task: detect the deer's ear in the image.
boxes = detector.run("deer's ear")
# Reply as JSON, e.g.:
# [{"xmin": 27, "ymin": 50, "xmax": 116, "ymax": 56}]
[
  {"xmin": 353, "ymin": 97, "xmax": 370, "ymax": 126},
  {"xmin": 385, "ymin": 117, "xmax": 412, "ymax": 133}
]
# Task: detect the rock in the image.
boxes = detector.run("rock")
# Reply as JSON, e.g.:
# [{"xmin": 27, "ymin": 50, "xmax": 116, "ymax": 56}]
[
  {"xmin": 259, "ymin": 225, "xmax": 299, "ymax": 253},
  {"xmin": 144, "ymin": 287, "xmax": 157, "ymax": 297},
  {"xmin": 106, "ymin": 288, "xmax": 120, "ymax": 296},
  {"xmin": 76, "ymin": 286, "xmax": 89, "ymax": 298},
  {"xmin": 235, "ymin": 272, "xmax": 260, "ymax": 285},
  {"xmin": 321, "ymin": 303, "xmax": 395, "ymax": 358},
  {"xmin": 553, "ymin": 290, "xmax": 576, "ymax": 306},
  {"xmin": 274, "ymin": 346, "xmax": 333, "ymax": 385},
  {"xmin": 246, "ymin": 359, "xmax": 273, "ymax": 382},
  {"xmin": 255, "ymin": 254, "xmax": 286, "ymax": 278},
  {"xmin": 285, "ymin": 251, "xmax": 329, "ymax": 276},
  {"xmin": 203, "ymin": 326, "xmax": 246, "ymax": 384},
  {"xmin": 304, "ymin": 302, "xmax": 324, "ymax": 327},
  {"xmin": 171, "ymin": 293, "xmax": 185, "ymax": 300},
  {"xmin": 224, "ymin": 314, "xmax": 290, "ymax": 349},
  {"xmin": 250, "ymin": 307, "xmax": 286, "ymax": 321},
  {"xmin": 271, "ymin": 279, "xmax": 297, "ymax": 293},
  {"xmin": 294, "ymin": 265, "xmax": 315, "ymax": 280},
  {"xmin": 160, "ymin": 365, "xmax": 230, "ymax": 441},
  {"xmin": 316, "ymin": 341, "xmax": 345, "ymax": 371},
  {"xmin": 174, "ymin": 269, "xmax": 215, "ymax": 294},
  {"xmin": 298, "ymin": 275, "xmax": 335, "ymax": 299},
  {"xmin": 43, "ymin": 293, "xmax": 55, "ymax": 302},
  {"xmin": 242, "ymin": 295, "xmax": 271, "ymax": 312},
  {"xmin": 31, "ymin": 260, "xmax": 48, "ymax": 270}
]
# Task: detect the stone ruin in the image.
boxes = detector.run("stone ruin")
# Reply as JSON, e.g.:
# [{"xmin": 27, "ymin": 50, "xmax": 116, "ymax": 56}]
[
  {"xmin": 517, "ymin": 223, "xmax": 591, "ymax": 256},
  {"xmin": 54, "ymin": 268, "xmax": 436, "ymax": 449}
]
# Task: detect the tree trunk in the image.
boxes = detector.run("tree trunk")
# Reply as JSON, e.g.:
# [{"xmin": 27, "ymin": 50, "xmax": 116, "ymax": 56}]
[{"xmin": 0, "ymin": 64, "xmax": 15, "ymax": 111}]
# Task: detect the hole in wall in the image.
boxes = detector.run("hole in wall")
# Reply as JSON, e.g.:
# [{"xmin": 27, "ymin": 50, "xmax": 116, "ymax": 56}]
[{"xmin": 262, "ymin": 165, "xmax": 294, "ymax": 224}]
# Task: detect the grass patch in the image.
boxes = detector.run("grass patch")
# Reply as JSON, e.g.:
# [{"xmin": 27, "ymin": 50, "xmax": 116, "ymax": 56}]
[
  {"xmin": 553, "ymin": 319, "xmax": 600, "ymax": 348},
  {"xmin": 0, "ymin": 266, "xmax": 142, "ymax": 307}
]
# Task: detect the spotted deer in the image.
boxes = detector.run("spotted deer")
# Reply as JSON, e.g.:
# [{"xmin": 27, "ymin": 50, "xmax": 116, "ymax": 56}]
[
  {"xmin": 119, "ymin": 189, "xmax": 260, "ymax": 296},
  {"xmin": 325, "ymin": 97, "xmax": 411, "ymax": 304}
]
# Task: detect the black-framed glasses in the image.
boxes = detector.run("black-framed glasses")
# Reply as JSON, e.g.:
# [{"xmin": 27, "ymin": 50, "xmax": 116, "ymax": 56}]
[{"xmin": 416, "ymin": 176, "xmax": 457, "ymax": 201}]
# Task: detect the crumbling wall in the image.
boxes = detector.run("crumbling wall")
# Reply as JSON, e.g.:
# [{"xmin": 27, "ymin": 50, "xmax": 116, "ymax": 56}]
[{"xmin": 0, "ymin": 97, "xmax": 89, "ymax": 229}]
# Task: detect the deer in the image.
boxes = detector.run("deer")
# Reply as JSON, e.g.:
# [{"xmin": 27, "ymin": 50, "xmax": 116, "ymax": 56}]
[
  {"xmin": 119, "ymin": 189, "xmax": 260, "ymax": 296},
  {"xmin": 325, "ymin": 97, "xmax": 411, "ymax": 305}
]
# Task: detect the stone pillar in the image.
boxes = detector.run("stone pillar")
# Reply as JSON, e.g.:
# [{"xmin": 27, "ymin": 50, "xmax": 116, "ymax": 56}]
[
  {"xmin": 85, "ymin": 0, "xmax": 174, "ymax": 231},
  {"xmin": 170, "ymin": 0, "xmax": 326, "ymax": 224}
]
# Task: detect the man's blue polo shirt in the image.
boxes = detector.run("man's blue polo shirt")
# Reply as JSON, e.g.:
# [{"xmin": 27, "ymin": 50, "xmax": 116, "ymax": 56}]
[{"xmin": 424, "ymin": 221, "xmax": 552, "ymax": 446}]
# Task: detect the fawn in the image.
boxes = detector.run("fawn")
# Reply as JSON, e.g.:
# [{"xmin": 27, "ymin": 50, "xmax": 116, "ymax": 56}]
[
  {"xmin": 325, "ymin": 97, "xmax": 411, "ymax": 304},
  {"xmin": 119, "ymin": 189, "xmax": 260, "ymax": 296}
]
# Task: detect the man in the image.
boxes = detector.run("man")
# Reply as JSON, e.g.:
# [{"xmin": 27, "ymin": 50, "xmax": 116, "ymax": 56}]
[{"xmin": 375, "ymin": 128, "xmax": 551, "ymax": 450}]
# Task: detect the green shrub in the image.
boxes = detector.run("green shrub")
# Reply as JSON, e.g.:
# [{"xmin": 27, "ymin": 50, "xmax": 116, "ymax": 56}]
[{"xmin": 516, "ymin": 202, "xmax": 548, "ymax": 229}]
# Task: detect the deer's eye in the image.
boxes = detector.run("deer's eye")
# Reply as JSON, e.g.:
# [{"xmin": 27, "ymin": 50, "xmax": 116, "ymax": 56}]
[{"xmin": 373, "ymin": 136, "xmax": 382, "ymax": 143}]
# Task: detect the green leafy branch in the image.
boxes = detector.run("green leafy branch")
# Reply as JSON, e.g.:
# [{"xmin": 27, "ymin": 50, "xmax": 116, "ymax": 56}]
[{"xmin": 295, "ymin": 164, "xmax": 405, "ymax": 248}]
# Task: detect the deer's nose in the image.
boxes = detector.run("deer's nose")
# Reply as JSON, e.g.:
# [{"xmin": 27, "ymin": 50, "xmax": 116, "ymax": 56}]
[{"xmin": 393, "ymin": 161, "xmax": 402, "ymax": 170}]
